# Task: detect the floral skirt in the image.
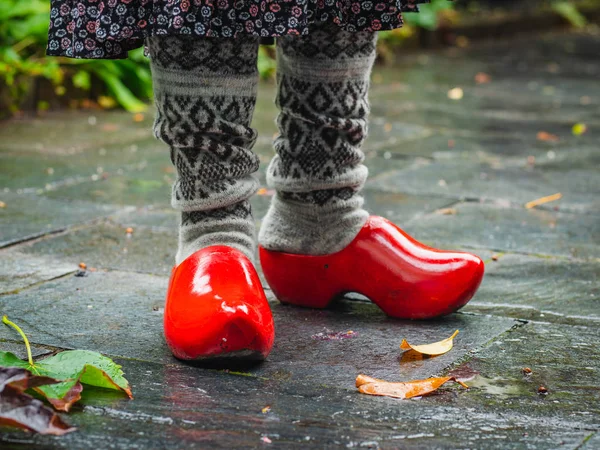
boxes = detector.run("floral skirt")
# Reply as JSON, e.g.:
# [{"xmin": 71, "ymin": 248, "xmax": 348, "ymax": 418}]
[{"xmin": 47, "ymin": 0, "xmax": 429, "ymax": 59}]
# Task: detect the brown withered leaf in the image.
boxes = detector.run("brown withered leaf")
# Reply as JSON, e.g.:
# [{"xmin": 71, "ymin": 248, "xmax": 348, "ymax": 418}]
[
  {"xmin": 356, "ymin": 374, "xmax": 468, "ymax": 399},
  {"xmin": 0, "ymin": 367, "xmax": 75, "ymax": 435},
  {"xmin": 536, "ymin": 131, "xmax": 559, "ymax": 142}
]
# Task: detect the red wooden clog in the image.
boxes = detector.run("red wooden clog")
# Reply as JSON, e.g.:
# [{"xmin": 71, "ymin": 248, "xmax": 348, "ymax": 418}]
[
  {"xmin": 164, "ymin": 246, "xmax": 275, "ymax": 361},
  {"xmin": 259, "ymin": 216, "xmax": 484, "ymax": 319}
]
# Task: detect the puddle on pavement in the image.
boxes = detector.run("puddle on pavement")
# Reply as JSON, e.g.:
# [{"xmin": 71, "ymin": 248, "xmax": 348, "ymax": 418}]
[
  {"xmin": 466, "ymin": 376, "xmax": 528, "ymax": 396},
  {"xmin": 447, "ymin": 364, "xmax": 530, "ymax": 397}
]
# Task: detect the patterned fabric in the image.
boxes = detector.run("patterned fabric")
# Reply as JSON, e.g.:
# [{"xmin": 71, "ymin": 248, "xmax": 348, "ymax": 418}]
[
  {"xmin": 258, "ymin": 23, "xmax": 376, "ymax": 255},
  {"xmin": 47, "ymin": 0, "xmax": 430, "ymax": 59},
  {"xmin": 148, "ymin": 34, "xmax": 261, "ymax": 263}
]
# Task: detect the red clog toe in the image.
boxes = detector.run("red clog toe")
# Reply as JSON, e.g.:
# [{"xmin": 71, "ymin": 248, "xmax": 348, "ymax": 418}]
[
  {"xmin": 164, "ymin": 246, "xmax": 275, "ymax": 361},
  {"xmin": 259, "ymin": 216, "xmax": 484, "ymax": 320}
]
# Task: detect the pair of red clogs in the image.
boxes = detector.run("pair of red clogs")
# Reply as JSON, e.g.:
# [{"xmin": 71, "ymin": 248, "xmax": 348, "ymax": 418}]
[{"xmin": 164, "ymin": 216, "xmax": 484, "ymax": 361}]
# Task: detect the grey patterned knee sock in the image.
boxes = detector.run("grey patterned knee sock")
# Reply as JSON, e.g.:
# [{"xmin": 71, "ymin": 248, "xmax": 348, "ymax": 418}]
[
  {"xmin": 148, "ymin": 35, "xmax": 260, "ymax": 264},
  {"xmin": 258, "ymin": 24, "xmax": 377, "ymax": 255}
]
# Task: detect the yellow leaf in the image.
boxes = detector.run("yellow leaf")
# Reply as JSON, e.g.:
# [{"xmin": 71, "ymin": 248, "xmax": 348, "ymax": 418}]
[
  {"xmin": 356, "ymin": 374, "xmax": 468, "ymax": 399},
  {"xmin": 525, "ymin": 192, "xmax": 562, "ymax": 209},
  {"xmin": 572, "ymin": 123, "xmax": 587, "ymax": 136},
  {"xmin": 400, "ymin": 330, "xmax": 459, "ymax": 356},
  {"xmin": 447, "ymin": 87, "xmax": 464, "ymax": 100}
]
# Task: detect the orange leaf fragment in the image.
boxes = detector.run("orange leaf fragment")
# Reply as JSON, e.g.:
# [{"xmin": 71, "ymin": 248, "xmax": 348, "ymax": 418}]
[
  {"xmin": 474, "ymin": 72, "xmax": 491, "ymax": 84},
  {"xmin": 536, "ymin": 131, "xmax": 559, "ymax": 142},
  {"xmin": 400, "ymin": 330, "xmax": 459, "ymax": 356},
  {"xmin": 524, "ymin": 193, "xmax": 562, "ymax": 209},
  {"xmin": 356, "ymin": 374, "xmax": 468, "ymax": 399}
]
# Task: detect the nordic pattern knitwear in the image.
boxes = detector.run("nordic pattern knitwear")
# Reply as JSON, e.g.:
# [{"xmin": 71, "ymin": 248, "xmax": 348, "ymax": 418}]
[
  {"xmin": 147, "ymin": 35, "xmax": 261, "ymax": 264},
  {"xmin": 259, "ymin": 24, "xmax": 378, "ymax": 255}
]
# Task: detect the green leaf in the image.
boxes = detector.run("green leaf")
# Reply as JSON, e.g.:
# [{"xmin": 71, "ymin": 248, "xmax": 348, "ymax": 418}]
[
  {"xmin": 40, "ymin": 350, "xmax": 130, "ymax": 394},
  {"xmin": 0, "ymin": 350, "xmax": 132, "ymax": 411},
  {"xmin": 552, "ymin": 2, "xmax": 587, "ymax": 28},
  {"xmin": 404, "ymin": 0, "xmax": 453, "ymax": 30},
  {"xmin": 0, "ymin": 351, "xmax": 31, "ymax": 370},
  {"xmin": 72, "ymin": 70, "xmax": 91, "ymax": 91},
  {"xmin": 94, "ymin": 67, "xmax": 148, "ymax": 112}
]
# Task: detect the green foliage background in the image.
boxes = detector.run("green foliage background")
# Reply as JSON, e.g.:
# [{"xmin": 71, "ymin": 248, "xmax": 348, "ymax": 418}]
[{"xmin": 0, "ymin": 0, "xmax": 589, "ymax": 116}]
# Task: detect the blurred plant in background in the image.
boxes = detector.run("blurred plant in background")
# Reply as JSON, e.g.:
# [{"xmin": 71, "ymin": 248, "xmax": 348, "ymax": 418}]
[
  {"xmin": 0, "ymin": 0, "xmax": 596, "ymax": 118},
  {"xmin": 0, "ymin": 0, "xmax": 151, "ymax": 117}
]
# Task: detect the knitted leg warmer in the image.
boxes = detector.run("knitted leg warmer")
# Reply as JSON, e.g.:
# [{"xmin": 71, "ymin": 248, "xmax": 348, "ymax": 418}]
[
  {"xmin": 148, "ymin": 35, "xmax": 260, "ymax": 264},
  {"xmin": 259, "ymin": 24, "xmax": 378, "ymax": 255}
]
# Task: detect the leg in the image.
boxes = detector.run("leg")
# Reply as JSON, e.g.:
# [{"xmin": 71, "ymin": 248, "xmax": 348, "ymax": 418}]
[
  {"xmin": 259, "ymin": 23, "xmax": 378, "ymax": 255},
  {"xmin": 259, "ymin": 25, "xmax": 484, "ymax": 319},
  {"xmin": 148, "ymin": 35, "xmax": 260, "ymax": 264},
  {"xmin": 148, "ymin": 35, "xmax": 274, "ymax": 361}
]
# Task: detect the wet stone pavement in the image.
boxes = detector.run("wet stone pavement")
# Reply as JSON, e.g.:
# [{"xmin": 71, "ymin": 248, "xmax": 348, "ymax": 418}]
[{"xmin": 1, "ymin": 30, "xmax": 599, "ymax": 449}]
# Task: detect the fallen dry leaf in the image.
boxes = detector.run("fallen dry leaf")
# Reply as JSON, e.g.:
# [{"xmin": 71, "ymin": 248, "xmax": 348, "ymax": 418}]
[
  {"xmin": 447, "ymin": 87, "xmax": 464, "ymax": 100},
  {"xmin": 256, "ymin": 188, "xmax": 275, "ymax": 196},
  {"xmin": 0, "ymin": 201, "xmax": 6, "ymax": 208},
  {"xmin": 474, "ymin": 72, "xmax": 491, "ymax": 84},
  {"xmin": 356, "ymin": 374, "xmax": 468, "ymax": 399},
  {"xmin": 455, "ymin": 36, "xmax": 469, "ymax": 48},
  {"xmin": 0, "ymin": 367, "xmax": 75, "ymax": 435},
  {"xmin": 536, "ymin": 131, "xmax": 559, "ymax": 142},
  {"xmin": 435, "ymin": 208, "xmax": 457, "ymax": 216},
  {"xmin": 525, "ymin": 193, "xmax": 562, "ymax": 209},
  {"xmin": 400, "ymin": 330, "xmax": 459, "ymax": 356},
  {"xmin": 572, "ymin": 123, "xmax": 587, "ymax": 136},
  {"xmin": 101, "ymin": 123, "xmax": 119, "ymax": 132}
]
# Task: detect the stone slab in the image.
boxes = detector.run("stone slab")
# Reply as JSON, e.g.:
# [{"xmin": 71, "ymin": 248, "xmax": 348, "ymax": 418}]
[
  {"xmin": 0, "ymin": 110, "xmax": 153, "ymax": 154},
  {"xmin": 0, "ymin": 251, "xmax": 76, "ymax": 294},
  {"xmin": 0, "ymin": 136, "xmax": 164, "ymax": 192},
  {"xmin": 464, "ymin": 254, "xmax": 600, "ymax": 324},
  {"xmin": 0, "ymin": 339, "xmax": 56, "ymax": 361},
  {"xmin": 402, "ymin": 202, "xmax": 600, "ymax": 260},
  {"xmin": 369, "ymin": 157, "xmax": 600, "ymax": 214},
  {"xmin": 0, "ymin": 192, "xmax": 120, "ymax": 247},
  {"xmin": 20, "ymin": 221, "xmax": 177, "ymax": 276},
  {"xmin": 445, "ymin": 322, "xmax": 600, "ymax": 431}
]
